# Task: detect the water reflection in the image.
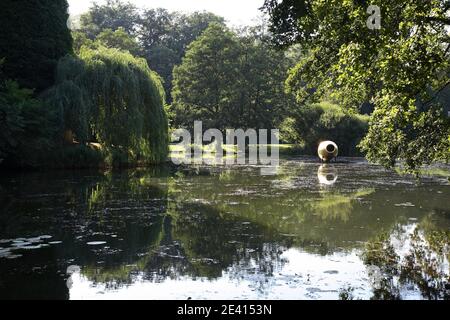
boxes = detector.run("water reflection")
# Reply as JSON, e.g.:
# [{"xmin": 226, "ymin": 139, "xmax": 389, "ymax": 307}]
[
  {"xmin": 362, "ymin": 212, "xmax": 450, "ymax": 300},
  {"xmin": 0, "ymin": 158, "xmax": 449, "ymax": 299},
  {"xmin": 318, "ymin": 165, "xmax": 338, "ymax": 186}
]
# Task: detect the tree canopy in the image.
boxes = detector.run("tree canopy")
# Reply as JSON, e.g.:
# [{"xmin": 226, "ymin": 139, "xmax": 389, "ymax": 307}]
[
  {"xmin": 172, "ymin": 24, "xmax": 294, "ymax": 131},
  {"xmin": 46, "ymin": 46, "xmax": 168, "ymax": 165},
  {"xmin": 79, "ymin": 0, "xmax": 140, "ymax": 38},
  {"xmin": 140, "ymin": 9, "xmax": 225, "ymax": 102},
  {"xmin": 263, "ymin": 0, "xmax": 450, "ymax": 170},
  {"xmin": 73, "ymin": 27, "xmax": 142, "ymax": 56},
  {"xmin": 74, "ymin": 2, "xmax": 225, "ymax": 103}
]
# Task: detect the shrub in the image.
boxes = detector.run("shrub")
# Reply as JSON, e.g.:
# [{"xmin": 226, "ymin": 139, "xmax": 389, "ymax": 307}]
[
  {"xmin": 0, "ymin": 81, "xmax": 57, "ymax": 167},
  {"xmin": 279, "ymin": 102, "xmax": 369, "ymax": 156}
]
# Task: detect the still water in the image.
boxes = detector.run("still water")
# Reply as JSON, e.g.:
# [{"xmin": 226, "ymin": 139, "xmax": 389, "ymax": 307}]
[{"xmin": 0, "ymin": 157, "xmax": 449, "ymax": 300}]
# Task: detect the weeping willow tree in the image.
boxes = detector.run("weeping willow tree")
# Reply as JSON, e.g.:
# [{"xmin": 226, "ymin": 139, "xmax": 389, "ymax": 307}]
[{"xmin": 46, "ymin": 46, "xmax": 168, "ymax": 165}]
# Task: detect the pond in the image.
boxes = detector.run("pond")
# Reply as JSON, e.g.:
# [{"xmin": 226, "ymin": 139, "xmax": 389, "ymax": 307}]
[{"xmin": 0, "ymin": 157, "xmax": 449, "ymax": 300}]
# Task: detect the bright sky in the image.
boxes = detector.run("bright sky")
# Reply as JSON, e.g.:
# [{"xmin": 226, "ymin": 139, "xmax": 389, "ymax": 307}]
[{"xmin": 68, "ymin": 0, "xmax": 265, "ymax": 26}]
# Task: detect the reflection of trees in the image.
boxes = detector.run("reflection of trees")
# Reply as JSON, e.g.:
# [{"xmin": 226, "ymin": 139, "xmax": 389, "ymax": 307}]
[
  {"xmin": 167, "ymin": 202, "xmax": 287, "ymax": 280},
  {"xmin": 80, "ymin": 200, "xmax": 288, "ymax": 287},
  {"xmin": 0, "ymin": 170, "xmax": 101, "ymax": 236},
  {"xmin": 311, "ymin": 189, "xmax": 374, "ymax": 222},
  {"xmin": 2, "ymin": 162, "xmax": 449, "ymax": 299},
  {"xmin": 0, "ymin": 168, "xmax": 172, "ymax": 291},
  {"xmin": 164, "ymin": 166, "xmax": 380, "ymax": 254},
  {"xmin": 57, "ymin": 166, "xmax": 450, "ymax": 296},
  {"xmin": 74, "ymin": 169, "xmax": 169, "ymax": 287},
  {"xmin": 74, "ymin": 166, "xmax": 450, "ymax": 297},
  {"xmin": 75, "ymin": 168, "xmax": 287, "ymax": 287},
  {"xmin": 362, "ymin": 213, "xmax": 450, "ymax": 300}
]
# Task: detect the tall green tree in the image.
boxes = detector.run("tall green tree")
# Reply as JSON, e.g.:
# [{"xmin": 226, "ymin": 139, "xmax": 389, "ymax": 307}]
[
  {"xmin": 76, "ymin": 2, "xmax": 225, "ymax": 102},
  {"xmin": 0, "ymin": 0, "xmax": 73, "ymax": 92},
  {"xmin": 72, "ymin": 27, "xmax": 142, "ymax": 56},
  {"xmin": 96, "ymin": 27, "xmax": 141, "ymax": 55},
  {"xmin": 263, "ymin": 0, "xmax": 450, "ymax": 170},
  {"xmin": 79, "ymin": 0, "xmax": 139, "ymax": 39},
  {"xmin": 171, "ymin": 24, "xmax": 294, "ymax": 130},
  {"xmin": 172, "ymin": 24, "xmax": 241, "ymax": 130},
  {"xmin": 46, "ymin": 47, "xmax": 168, "ymax": 165},
  {"xmin": 236, "ymin": 26, "xmax": 294, "ymax": 129},
  {"xmin": 139, "ymin": 9, "xmax": 225, "ymax": 102}
]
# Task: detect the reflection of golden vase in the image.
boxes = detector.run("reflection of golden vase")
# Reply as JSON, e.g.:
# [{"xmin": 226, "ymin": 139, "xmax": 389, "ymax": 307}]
[
  {"xmin": 318, "ymin": 141, "xmax": 338, "ymax": 162},
  {"xmin": 317, "ymin": 164, "xmax": 338, "ymax": 185}
]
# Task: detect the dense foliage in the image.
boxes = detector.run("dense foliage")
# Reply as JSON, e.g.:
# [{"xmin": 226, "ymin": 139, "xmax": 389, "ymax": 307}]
[
  {"xmin": 0, "ymin": 1, "xmax": 170, "ymax": 168},
  {"xmin": 280, "ymin": 102, "xmax": 369, "ymax": 156},
  {"xmin": 5, "ymin": 0, "xmax": 442, "ymax": 168},
  {"xmin": 73, "ymin": 27, "xmax": 142, "ymax": 57},
  {"xmin": 0, "ymin": 0, "xmax": 73, "ymax": 92},
  {"xmin": 263, "ymin": 0, "xmax": 450, "ymax": 170},
  {"xmin": 79, "ymin": 0, "xmax": 140, "ymax": 38},
  {"xmin": 0, "ymin": 81, "xmax": 56, "ymax": 167},
  {"xmin": 46, "ymin": 47, "xmax": 168, "ymax": 166},
  {"xmin": 140, "ymin": 9, "xmax": 225, "ymax": 103},
  {"xmin": 172, "ymin": 24, "xmax": 294, "ymax": 131},
  {"xmin": 75, "ymin": 2, "xmax": 225, "ymax": 102}
]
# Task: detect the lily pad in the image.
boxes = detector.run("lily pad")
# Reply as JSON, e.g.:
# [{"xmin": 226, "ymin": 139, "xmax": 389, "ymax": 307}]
[
  {"xmin": 6, "ymin": 254, "xmax": 22, "ymax": 259},
  {"xmin": 87, "ymin": 241, "xmax": 107, "ymax": 246},
  {"xmin": 12, "ymin": 242, "xmax": 33, "ymax": 247},
  {"xmin": 21, "ymin": 244, "xmax": 49, "ymax": 250}
]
